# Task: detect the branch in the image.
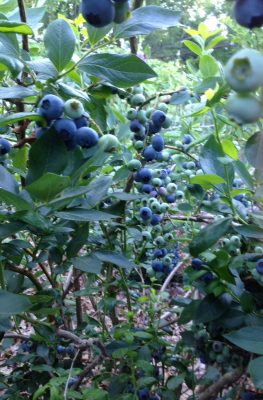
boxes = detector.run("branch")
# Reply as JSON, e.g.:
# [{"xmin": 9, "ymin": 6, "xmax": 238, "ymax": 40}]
[
  {"xmin": 197, "ymin": 368, "xmax": 244, "ymax": 400},
  {"xmin": 56, "ymin": 328, "xmax": 107, "ymax": 356},
  {"xmin": 72, "ymin": 355, "xmax": 103, "ymax": 390},
  {"xmin": 17, "ymin": 0, "xmax": 29, "ymax": 53},
  {"xmin": 155, "ymin": 262, "xmax": 184, "ymax": 310},
  {"xmin": 7, "ymin": 264, "xmax": 42, "ymax": 290}
]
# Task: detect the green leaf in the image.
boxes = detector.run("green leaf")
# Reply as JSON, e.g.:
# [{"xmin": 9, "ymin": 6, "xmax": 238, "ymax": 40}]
[
  {"xmin": 54, "ymin": 209, "xmax": 118, "ymax": 222},
  {"xmin": 183, "ymin": 40, "xmax": 202, "ymax": 56},
  {"xmin": 0, "ymin": 32, "xmax": 19, "ymax": 57},
  {"xmin": 85, "ymin": 176, "xmax": 112, "ymax": 207},
  {"xmin": 0, "ymin": 290, "xmax": 31, "ymax": 316},
  {"xmin": 94, "ymin": 251, "xmax": 135, "ymax": 269},
  {"xmin": 167, "ymin": 376, "xmax": 184, "ymax": 390},
  {"xmin": 66, "ymin": 223, "xmax": 90, "ymax": 258},
  {"xmin": 0, "ymin": 188, "xmax": 31, "ymax": 210},
  {"xmin": 233, "ymin": 160, "xmax": 254, "ymax": 190},
  {"xmin": 189, "ymin": 217, "xmax": 232, "ymax": 256},
  {"xmin": 44, "ymin": 19, "xmax": 75, "ymax": 72},
  {"xmin": 0, "ymin": 20, "xmax": 33, "ymax": 34},
  {"xmin": 224, "ymin": 327, "xmax": 263, "ymax": 355},
  {"xmin": 195, "ymin": 294, "xmax": 229, "ymax": 323},
  {"xmin": 0, "ymin": 112, "xmax": 45, "ymax": 127},
  {"xmin": 0, "ymin": 85, "xmax": 37, "ymax": 99},
  {"xmin": 200, "ymin": 135, "xmax": 234, "ymax": 189},
  {"xmin": 87, "ymin": 23, "xmax": 112, "ymax": 46},
  {"xmin": 0, "ymin": 165, "xmax": 18, "ymax": 193},
  {"xmin": 245, "ymin": 131, "xmax": 263, "ymax": 171},
  {"xmin": 0, "ymin": 222, "xmax": 25, "ymax": 240},
  {"xmin": 72, "ymin": 254, "xmax": 102, "ymax": 274},
  {"xmin": 78, "ymin": 53, "xmax": 157, "ymax": 88},
  {"xmin": 221, "ymin": 139, "xmax": 238, "ymax": 160},
  {"xmin": 113, "ymin": 6, "xmax": 180, "ymax": 38},
  {"xmin": 205, "ymin": 35, "xmax": 225, "ymax": 50},
  {"xmin": 0, "ymin": 54, "xmax": 23, "ymax": 76},
  {"xmin": 27, "ymin": 59, "xmax": 58, "ymax": 79},
  {"xmin": 26, "ymin": 129, "xmax": 69, "ymax": 184},
  {"xmin": 169, "ymin": 89, "xmax": 190, "ymax": 105},
  {"xmin": 190, "ymin": 174, "xmax": 226, "ymax": 189},
  {"xmin": 248, "ymin": 357, "xmax": 263, "ymax": 389},
  {"xmin": 199, "ymin": 55, "xmax": 218, "ymax": 78},
  {"xmin": 26, "ymin": 173, "xmax": 71, "ymax": 202},
  {"xmin": 233, "ymin": 224, "xmax": 263, "ymax": 239},
  {"xmin": 251, "ymin": 211, "xmax": 263, "ymax": 229},
  {"xmin": 0, "ymin": 0, "xmax": 17, "ymax": 14}
]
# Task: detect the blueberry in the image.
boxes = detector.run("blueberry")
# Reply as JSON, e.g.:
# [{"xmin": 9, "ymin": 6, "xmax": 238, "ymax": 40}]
[
  {"xmin": 212, "ymin": 341, "xmax": 223, "ymax": 353},
  {"xmin": 141, "ymin": 184, "xmax": 153, "ymax": 194},
  {"xmin": 139, "ymin": 207, "xmax": 152, "ymax": 221},
  {"xmin": 182, "ymin": 134, "xmax": 192, "ymax": 144},
  {"xmin": 153, "ymin": 249, "xmax": 163, "ymax": 258},
  {"xmin": 0, "ymin": 138, "xmax": 11, "ymax": 155},
  {"xmin": 54, "ymin": 118, "xmax": 77, "ymax": 141},
  {"xmin": 151, "ymin": 110, "xmax": 166, "ymax": 127},
  {"xmin": 38, "ymin": 94, "xmax": 64, "ymax": 121},
  {"xmin": 256, "ymin": 258, "xmax": 263, "ymax": 274},
  {"xmin": 21, "ymin": 341, "xmax": 31, "ymax": 352},
  {"xmin": 149, "ymin": 396, "xmax": 159, "ymax": 400},
  {"xmin": 151, "ymin": 214, "xmax": 161, "ymax": 226},
  {"xmin": 166, "ymin": 194, "xmax": 175, "ymax": 203},
  {"xmin": 64, "ymin": 99, "xmax": 84, "ymax": 119},
  {"xmin": 159, "ymin": 169, "xmax": 168, "ymax": 179},
  {"xmin": 232, "ymin": 178, "xmax": 243, "ymax": 188},
  {"xmin": 201, "ymin": 272, "xmax": 214, "ymax": 283},
  {"xmin": 234, "ymin": 194, "xmax": 244, "ymax": 201},
  {"xmin": 182, "ymin": 161, "xmax": 188, "ymax": 169},
  {"xmin": 81, "ymin": 0, "xmax": 115, "ymax": 27},
  {"xmin": 191, "ymin": 258, "xmax": 203, "ymax": 270},
  {"xmin": 76, "ymin": 127, "xmax": 99, "ymax": 148},
  {"xmin": 152, "ymin": 260, "xmax": 164, "ymax": 272},
  {"xmin": 57, "ymin": 345, "xmax": 67, "ymax": 353},
  {"xmin": 137, "ymin": 388, "xmax": 150, "ymax": 400},
  {"xmin": 136, "ymin": 168, "xmax": 152, "ymax": 184},
  {"xmin": 240, "ymin": 392, "xmax": 255, "ymax": 400},
  {"xmin": 130, "ymin": 120, "xmax": 145, "ymax": 133},
  {"xmin": 226, "ymin": 93, "xmax": 262, "ymax": 124},
  {"xmin": 74, "ymin": 116, "xmax": 89, "ymax": 129},
  {"xmin": 152, "ymin": 135, "xmax": 164, "ymax": 152},
  {"xmin": 68, "ymin": 376, "xmax": 78, "ymax": 388},
  {"xmin": 234, "ymin": 0, "xmax": 263, "ymax": 29},
  {"xmin": 163, "ymin": 264, "xmax": 173, "ymax": 274},
  {"xmin": 35, "ymin": 126, "xmax": 49, "ymax": 139},
  {"xmin": 148, "ymin": 121, "xmax": 161, "ymax": 135},
  {"xmin": 143, "ymin": 145, "xmax": 157, "ymax": 162}
]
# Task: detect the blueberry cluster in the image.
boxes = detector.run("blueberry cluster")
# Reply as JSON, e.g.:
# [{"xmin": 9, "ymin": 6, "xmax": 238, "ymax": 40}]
[
  {"xmin": 224, "ymin": 48, "xmax": 263, "ymax": 124},
  {"xmin": 137, "ymin": 388, "xmax": 159, "ymax": 400},
  {"xmin": 152, "ymin": 246, "xmax": 180, "ymax": 275},
  {"xmin": 191, "ymin": 258, "xmax": 214, "ymax": 284},
  {"xmin": 36, "ymin": 94, "xmax": 120, "ymax": 152},
  {"xmin": 57, "ymin": 344, "xmax": 75, "ymax": 356},
  {"xmin": 80, "ymin": 0, "xmax": 130, "ymax": 28}
]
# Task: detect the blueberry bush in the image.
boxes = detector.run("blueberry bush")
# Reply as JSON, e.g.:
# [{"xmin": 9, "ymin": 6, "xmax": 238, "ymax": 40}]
[{"xmin": 1, "ymin": 0, "xmax": 263, "ymax": 399}]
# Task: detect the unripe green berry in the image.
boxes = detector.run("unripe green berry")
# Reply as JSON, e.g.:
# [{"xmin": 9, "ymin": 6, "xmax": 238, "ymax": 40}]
[
  {"xmin": 127, "ymin": 159, "xmax": 142, "ymax": 171},
  {"xmin": 163, "ymin": 255, "xmax": 172, "ymax": 266},
  {"xmin": 158, "ymin": 102, "xmax": 168, "ymax": 113},
  {"xmin": 164, "ymin": 232, "xmax": 173, "ymax": 241},
  {"xmin": 155, "ymin": 236, "xmax": 165, "ymax": 247},
  {"xmin": 130, "ymin": 93, "xmax": 146, "ymax": 107},
  {"xmin": 255, "ymin": 246, "xmax": 263, "ymax": 253},
  {"xmin": 98, "ymin": 134, "xmax": 120, "ymax": 152},
  {"xmin": 134, "ymin": 140, "xmax": 144, "ymax": 150},
  {"xmin": 64, "ymin": 98, "xmax": 84, "ymax": 119},
  {"xmin": 160, "ymin": 203, "xmax": 169, "ymax": 213},
  {"xmin": 152, "ymin": 178, "xmax": 162, "ymax": 187},
  {"xmin": 176, "ymin": 190, "xmax": 184, "ymax": 199},
  {"xmin": 230, "ymin": 235, "xmax": 241, "ymax": 247},
  {"xmin": 137, "ymin": 110, "xmax": 147, "ymax": 124},
  {"xmin": 166, "ymin": 182, "xmax": 177, "ymax": 194},
  {"xmin": 151, "ymin": 201, "xmax": 161, "ymax": 213},
  {"xmin": 187, "ymin": 161, "xmax": 196, "ymax": 169},
  {"xmin": 127, "ymin": 108, "xmax": 137, "ymax": 120},
  {"xmin": 142, "ymin": 231, "xmax": 151, "ymax": 240},
  {"xmin": 162, "ymin": 116, "xmax": 172, "ymax": 129}
]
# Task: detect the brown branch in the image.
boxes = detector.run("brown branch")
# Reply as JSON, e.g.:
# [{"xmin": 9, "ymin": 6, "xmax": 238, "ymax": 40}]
[
  {"xmin": 168, "ymin": 213, "xmax": 215, "ymax": 224},
  {"xmin": 197, "ymin": 368, "xmax": 244, "ymax": 400},
  {"xmin": 129, "ymin": 0, "xmax": 144, "ymax": 54},
  {"xmin": 17, "ymin": 0, "xmax": 29, "ymax": 53},
  {"xmin": 13, "ymin": 136, "xmax": 36, "ymax": 148},
  {"xmin": 73, "ymin": 355, "xmax": 103, "ymax": 390},
  {"xmin": 62, "ymin": 271, "xmax": 83, "ymax": 299},
  {"xmin": 74, "ymin": 269, "xmax": 83, "ymax": 328},
  {"xmin": 24, "ymin": 248, "xmax": 55, "ymax": 287},
  {"xmin": 57, "ymin": 328, "xmax": 107, "ymax": 356},
  {"xmin": 7, "ymin": 264, "xmax": 42, "ymax": 290}
]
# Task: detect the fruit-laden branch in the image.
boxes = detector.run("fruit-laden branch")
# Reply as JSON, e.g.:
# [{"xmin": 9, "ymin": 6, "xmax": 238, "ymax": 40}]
[{"xmin": 197, "ymin": 367, "xmax": 244, "ymax": 400}]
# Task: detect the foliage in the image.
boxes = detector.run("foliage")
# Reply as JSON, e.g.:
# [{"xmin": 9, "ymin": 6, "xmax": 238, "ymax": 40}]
[{"xmin": 0, "ymin": 0, "xmax": 263, "ymax": 399}]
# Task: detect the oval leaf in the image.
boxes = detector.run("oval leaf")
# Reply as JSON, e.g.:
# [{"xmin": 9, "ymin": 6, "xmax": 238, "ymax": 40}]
[
  {"xmin": 224, "ymin": 327, "xmax": 263, "ymax": 355},
  {"xmin": 189, "ymin": 217, "xmax": 232, "ymax": 256},
  {"xmin": 245, "ymin": 131, "xmax": 263, "ymax": 171},
  {"xmin": 44, "ymin": 19, "xmax": 75, "ymax": 72},
  {"xmin": 0, "ymin": 20, "xmax": 33, "ymax": 34},
  {"xmin": 78, "ymin": 53, "xmax": 157, "ymax": 88}
]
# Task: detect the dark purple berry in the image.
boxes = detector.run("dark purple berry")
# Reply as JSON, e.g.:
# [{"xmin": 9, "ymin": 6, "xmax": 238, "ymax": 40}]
[
  {"xmin": 152, "ymin": 135, "xmax": 164, "ymax": 151},
  {"xmin": 38, "ymin": 94, "xmax": 64, "ymax": 121},
  {"xmin": 139, "ymin": 207, "xmax": 152, "ymax": 220},
  {"xmin": 256, "ymin": 258, "xmax": 263, "ymax": 274},
  {"xmin": 234, "ymin": 0, "xmax": 263, "ymax": 29},
  {"xmin": 0, "ymin": 137, "xmax": 11, "ymax": 155}
]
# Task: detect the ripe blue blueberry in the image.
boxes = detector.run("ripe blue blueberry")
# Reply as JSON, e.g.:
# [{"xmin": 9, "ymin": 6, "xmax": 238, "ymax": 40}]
[
  {"xmin": 191, "ymin": 258, "xmax": 203, "ymax": 270},
  {"xmin": 0, "ymin": 137, "xmax": 11, "ymax": 155},
  {"xmin": 240, "ymin": 392, "xmax": 255, "ymax": 400},
  {"xmin": 130, "ymin": 120, "xmax": 145, "ymax": 133},
  {"xmin": 21, "ymin": 341, "xmax": 32, "ymax": 352},
  {"xmin": 143, "ymin": 145, "xmax": 157, "ymax": 162},
  {"xmin": 137, "ymin": 388, "xmax": 150, "ymax": 400},
  {"xmin": 166, "ymin": 194, "xmax": 175, "ymax": 203},
  {"xmin": 38, "ymin": 94, "xmax": 64, "ymax": 121},
  {"xmin": 139, "ymin": 207, "xmax": 152, "ymax": 221},
  {"xmin": 141, "ymin": 184, "xmax": 153, "ymax": 194},
  {"xmin": 201, "ymin": 272, "xmax": 214, "ymax": 283},
  {"xmin": 153, "ymin": 249, "xmax": 163, "ymax": 258},
  {"xmin": 256, "ymin": 258, "xmax": 263, "ymax": 274},
  {"xmin": 76, "ymin": 127, "xmax": 99, "ymax": 148},
  {"xmin": 152, "ymin": 135, "xmax": 164, "ymax": 152},
  {"xmin": 35, "ymin": 126, "xmax": 49, "ymax": 139},
  {"xmin": 234, "ymin": 194, "xmax": 244, "ymax": 201},
  {"xmin": 151, "ymin": 214, "xmax": 161, "ymax": 226},
  {"xmin": 182, "ymin": 134, "xmax": 192, "ymax": 144},
  {"xmin": 74, "ymin": 116, "xmax": 89, "ymax": 129},
  {"xmin": 151, "ymin": 110, "xmax": 166, "ymax": 127},
  {"xmin": 57, "ymin": 345, "xmax": 67, "ymax": 353},
  {"xmin": 148, "ymin": 121, "xmax": 161, "ymax": 135},
  {"xmin": 54, "ymin": 118, "xmax": 77, "ymax": 141},
  {"xmin": 232, "ymin": 178, "xmax": 243, "ymax": 188},
  {"xmin": 81, "ymin": 0, "xmax": 115, "ymax": 27},
  {"xmin": 152, "ymin": 260, "xmax": 164, "ymax": 272},
  {"xmin": 68, "ymin": 376, "xmax": 78, "ymax": 388},
  {"xmin": 234, "ymin": 0, "xmax": 263, "ymax": 29},
  {"xmin": 136, "ymin": 168, "xmax": 152, "ymax": 183}
]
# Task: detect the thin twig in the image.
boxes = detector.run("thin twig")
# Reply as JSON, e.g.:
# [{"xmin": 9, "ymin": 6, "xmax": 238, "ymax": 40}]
[
  {"xmin": 155, "ymin": 262, "xmax": 184, "ymax": 310},
  {"xmin": 64, "ymin": 349, "xmax": 80, "ymax": 400}
]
